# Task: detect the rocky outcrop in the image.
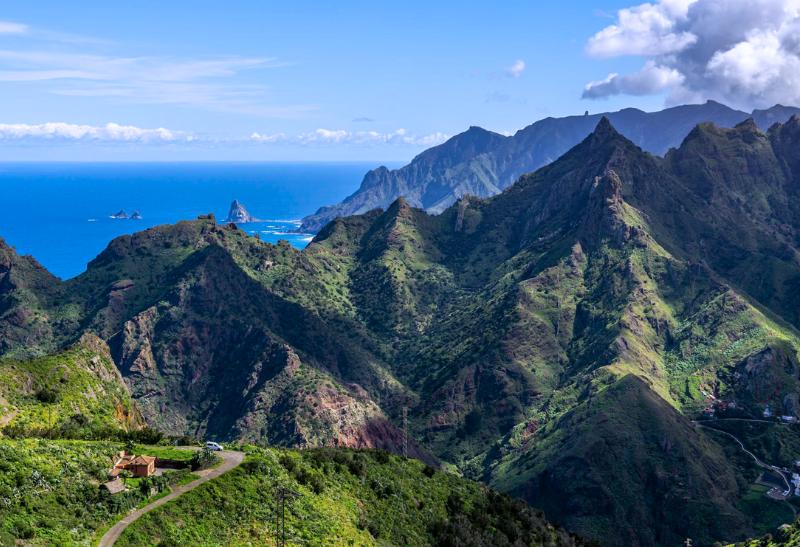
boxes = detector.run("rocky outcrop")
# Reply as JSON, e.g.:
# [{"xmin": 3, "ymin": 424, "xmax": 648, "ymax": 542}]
[{"xmin": 224, "ymin": 200, "xmax": 257, "ymax": 223}]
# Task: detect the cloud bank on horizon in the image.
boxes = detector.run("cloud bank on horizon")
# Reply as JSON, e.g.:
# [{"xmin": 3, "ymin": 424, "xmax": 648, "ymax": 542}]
[
  {"xmin": 250, "ymin": 128, "xmax": 449, "ymax": 147},
  {"xmin": 0, "ymin": 122, "xmax": 188, "ymax": 143},
  {"xmin": 583, "ymin": 0, "xmax": 800, "ymax": 109},
  {"xmin": 0, "ymin": 120, "xmax": 450, "ymax": 148}
]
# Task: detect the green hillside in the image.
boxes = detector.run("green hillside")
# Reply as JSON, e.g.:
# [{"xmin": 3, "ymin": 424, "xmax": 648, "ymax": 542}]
[
  {"xmin": 0, "ymin": 438, "xmax": 578, "ymax": 546},
  {"xmin": 116, "ymin": 446, "xmax": 581, "ymax": 547},
  {"xmin": 3, "ymin": 116, "xmax": 800, "ymax": 545},
  {"xmin": 0, "ymin": 439, "xmax": 191, "ymax": 545},
  {"xmin": 0, "ymin": 334, "xmax": 142, "ymax": 439}
]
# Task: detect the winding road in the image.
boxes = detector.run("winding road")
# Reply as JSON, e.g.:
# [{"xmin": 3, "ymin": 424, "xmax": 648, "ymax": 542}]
[
  {"xmin": 98, "ymin": 450, "xmax": 245, "ymax": 547},
  {"xmin": 695, "ymin": 422, "xmax": 797, "ymax": 518}
]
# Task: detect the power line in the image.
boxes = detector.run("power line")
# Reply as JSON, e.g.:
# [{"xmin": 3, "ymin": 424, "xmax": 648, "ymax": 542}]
[
  {"xmin": 402, "ymin": 406, "xmax": 408, "ymax": 458},
  {"xmin": 274, "ymin": 485, "xmax": 299, "ymax": 547}
]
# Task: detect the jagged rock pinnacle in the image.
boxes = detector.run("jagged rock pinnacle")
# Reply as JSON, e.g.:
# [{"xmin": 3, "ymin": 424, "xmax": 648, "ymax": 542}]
[
  {"xmin": 592, "ymin": 116, "xmax": 619, "ymax": 139},
  {"xmin": 224, "ymin": 200, "xmax": 257, "ymax": 223}
]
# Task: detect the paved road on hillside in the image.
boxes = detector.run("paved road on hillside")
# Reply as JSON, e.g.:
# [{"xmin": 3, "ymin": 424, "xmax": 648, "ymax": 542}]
[
  {"xmin": 696, "ymin": 424, "xmax": 789, "ymax": 487},
  {"xmin": 98, "ymin": 450, "xmax": 245, "ymax": 547},
  {"xmin": 702, "ymin": 417, "xmax": 789, "ymax": 425},
  {"xmin": 695, "ymin": 422, "xmax": 797, "ymax": 518}
]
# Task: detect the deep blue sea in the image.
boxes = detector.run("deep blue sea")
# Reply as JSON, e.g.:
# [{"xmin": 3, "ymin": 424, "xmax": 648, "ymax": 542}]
[{"xmin": 0, "ymin": 162, "xmax": 389, "ymax": 280}]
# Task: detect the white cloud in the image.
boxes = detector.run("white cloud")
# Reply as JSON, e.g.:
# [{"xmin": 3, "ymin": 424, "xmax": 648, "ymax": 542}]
[
  {"xmin": 0, "ymin": 121, "xmax": 446, "ymax": 148},
  {"xmin": 0, "ymin": 122, "xmax": 190, "ymax": 143},
  {"xmin": 506, "ymin": 59, "xmax": 526, "ymax": 78},
  {"xmin": 583, "ymin": 61, "xmax": 684, "ymax": 98},
  {"xmin": 413, "ymin": 132, "xmax": 450, "ymax": 146},
  {"xmin": 250, "ymin": 128, "xmax": 449, "ymax": 147},
  {"xmin": 0, "ymin": 21, "xmax": 28, "ymax": 34},
  {"xmin": 582, "ymin": 0, "xmax": 800, "ymax": 109},
  {"xmin": 586, "ymin": 0, "xmax": 697, "ymax": 57},
  {"xmin": 249, "ymin": 131, "xmax": 286, "ymax": 143}
]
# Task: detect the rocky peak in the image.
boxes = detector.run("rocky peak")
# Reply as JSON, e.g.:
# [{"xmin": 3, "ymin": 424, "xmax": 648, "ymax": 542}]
[
  {"xmin": 734, "ymin": 117, "xmax": 758, "ymax": 131},
  {"xmin": 590, "ymin": 169, "xmax": 624, "ymax": 202},
  {"xmin": 769, "ymin": 115, "xmax": 800, "ymax": 180},
  {"xmin": 591, "ymin": 116, "xmax": 620, "ymax": 142},
  {"xmin": 386, "ymin": 196, "xmax": 413, "ymax": 217},
  {"xmin": 733, "ymin": 118, "xmax": 764, "ymax": 143},
  {"xmin": 224, "ymin": 200, "xmax": 257, "ymax": 223}
]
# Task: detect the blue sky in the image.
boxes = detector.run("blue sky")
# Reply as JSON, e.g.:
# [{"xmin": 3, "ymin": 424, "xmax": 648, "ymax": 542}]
[{"xmin": 0, "ymin": 1, "xmax": 773, "ymax": 161}]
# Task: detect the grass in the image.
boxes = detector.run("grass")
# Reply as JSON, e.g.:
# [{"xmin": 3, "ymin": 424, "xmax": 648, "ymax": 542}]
[{"xmin": 132, "ymin": 444, "xmax": 197, "ymax": 462}]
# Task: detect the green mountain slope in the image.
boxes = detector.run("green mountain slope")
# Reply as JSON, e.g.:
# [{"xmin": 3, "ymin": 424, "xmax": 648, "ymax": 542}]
[
  {"xmin": 0, "ymin": 238, "xmax": 61, "ymax": 358},
  {"xmin": 4, "ymin": 116, "xmax": 800, "ymax": 545},
  {"xmin": 0, "ymin": 333, "xmax": 143, "ymax": 438},
  {"xmin": 486, "ymin": 375, "xmax": 751, "ymax": 546}
]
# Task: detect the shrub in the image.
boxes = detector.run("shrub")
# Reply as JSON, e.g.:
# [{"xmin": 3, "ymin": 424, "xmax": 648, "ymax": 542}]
[
  {"xmin": 279, "ymin": 454, "xmax": 297, "ymax": 472},
  {"xmin": 128, "ymin": 427, "xmax": 164, "ymax": 445},
  {"xmin": 190, "ymin": 449, "xmax": 220, "ymax": 470},
  {"xmin": 35, "ymin": 388, "xmax": 59, "ymax": 404},
  {"xmin": 242, "ymin": 459, "xmax": 270, "ymax": 476},
  {"xmin": 347, "ymin": 454, "xmax": 367, "ymax": 477}
]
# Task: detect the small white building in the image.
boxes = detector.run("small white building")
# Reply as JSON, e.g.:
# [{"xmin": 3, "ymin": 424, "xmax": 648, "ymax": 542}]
[{"xmin": 781, "ymin": 415, "xmax": 797, "ymax": 423}]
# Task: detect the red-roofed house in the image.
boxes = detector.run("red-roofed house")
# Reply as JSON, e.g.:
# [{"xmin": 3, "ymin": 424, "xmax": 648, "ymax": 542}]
[{"xmin": 109, "ymin": 451, "xmax": 157, "ymax": 478}]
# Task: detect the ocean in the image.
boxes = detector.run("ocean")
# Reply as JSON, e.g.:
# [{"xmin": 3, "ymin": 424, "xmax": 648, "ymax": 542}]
[{"xmin": 0, "ymin": 162, "xmax": 388, "ymax": 280}]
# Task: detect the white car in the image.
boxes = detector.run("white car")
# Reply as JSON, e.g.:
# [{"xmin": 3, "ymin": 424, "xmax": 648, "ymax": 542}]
[{"xmin": 205, "ymin": 441, "xmax": 224, "ymax": 451}]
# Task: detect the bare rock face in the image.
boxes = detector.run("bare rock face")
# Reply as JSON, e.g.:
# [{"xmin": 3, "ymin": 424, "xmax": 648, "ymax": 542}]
[{"xmin": 224, "ymin": 200, "xmax": 257, "ymax": 223}]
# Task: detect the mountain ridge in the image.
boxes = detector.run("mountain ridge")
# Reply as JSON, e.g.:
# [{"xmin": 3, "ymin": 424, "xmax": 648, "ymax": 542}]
[
  {"xmin": 300, "ymin": 101, "xmax": 800, "ymax": 232},
  {"xmin": 4, "ymin": 117, "xmax": 800, "ymax": 545}
]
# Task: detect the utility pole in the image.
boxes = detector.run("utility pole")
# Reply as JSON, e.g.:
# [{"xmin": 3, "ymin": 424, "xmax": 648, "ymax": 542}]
[
  {"xmin": 47, "ymin": 405, "xmax": 54, "ymax": 439},
  {"xmin": 275, "ymin": 486, "xmax": 299, "ymax": 547},
  {"xmin": 402, "ymin": 406, "xmax": 408, "ymax": 458}
]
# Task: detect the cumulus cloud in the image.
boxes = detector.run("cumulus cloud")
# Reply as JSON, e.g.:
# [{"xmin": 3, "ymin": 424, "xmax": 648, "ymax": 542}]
[
  {"xmin": 583, "ymin": 61, "xmax": 684, "ymax": 98},
  {"xmin": 586, "ymin": 0, "xmax": 697, "ymax": 57},
  {"xmin": 583, "ymin": 0, "xmax": 800, "ymax": 108},
  {"xmin": 250, "ymin": 128, "xmax": 449, "ymax": 147},
  {"xmin": 0, "ymin": 122, "xmax": 190, "ymax": 143},
  {"xmin": 506, "ymin": 59, "xmax": 526, "ymax": 78}
]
